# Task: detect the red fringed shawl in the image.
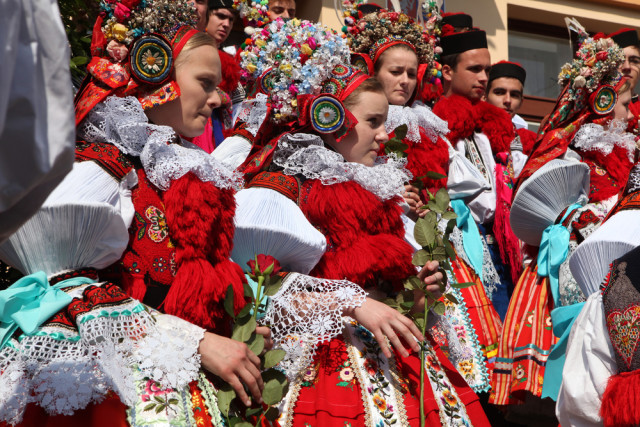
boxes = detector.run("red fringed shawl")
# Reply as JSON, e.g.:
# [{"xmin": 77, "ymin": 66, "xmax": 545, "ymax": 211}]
[{"xmin": 299, "ymin": 179, "xmax": 416, "ymax": 291}]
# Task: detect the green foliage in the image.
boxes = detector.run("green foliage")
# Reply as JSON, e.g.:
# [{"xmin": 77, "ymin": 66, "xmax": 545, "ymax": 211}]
[
  {"xmin": 384, "ymin": 124, "xmax": 409, "ymax": 158},
  {"xmin": 58, "ymin": 0, "xmax": 99, "ymax": 84},
  {"xmin": 218, "ymin": 258, "xmax": 288, "ymax": 426}
]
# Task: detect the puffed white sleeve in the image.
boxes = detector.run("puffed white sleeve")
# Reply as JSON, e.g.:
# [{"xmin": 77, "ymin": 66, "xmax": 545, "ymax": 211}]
[
  {"xmin": 0, "ymin": 0, "xmax": 75, "ymax": 243},
  {"xmin": 556, "ymin": 292, "xmax": 617, "ymax": 427}
]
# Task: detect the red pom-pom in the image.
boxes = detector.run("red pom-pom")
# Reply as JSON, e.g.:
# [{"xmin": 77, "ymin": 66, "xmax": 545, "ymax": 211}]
[
  {"xmin": 601, "ymin": 371, "xmax": 640, "ymax": 427},
  {"xmin": 218, "ymin": 50, "xmax": 242, "ymax": 95},
  {"xmin": 161, "ymin": 172, "xmax": 246, "ymax": 332}
]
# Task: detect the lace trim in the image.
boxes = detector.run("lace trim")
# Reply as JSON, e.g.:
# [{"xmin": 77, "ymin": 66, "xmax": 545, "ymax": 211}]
[
  {"xmin": 235, "ymin": 93, "xmax": 269, "ymax": 137},
  {"xmin": 385, "ymin": 102, "xmax": 450, "ymax": 144},
  {"xmin": 272, "ymin": 133, "xmax": 412, "ymax": 201},
  {"xmin": 572, "ymin": 120, "xmax": 636, "ymax": 161},
  {"xmin": 433, "ymin": 273, "xmax": 491, "ymax": 393},
  {"xmin": 0, "ymin": 291, "xmax": 204, "ymax": 424},
  {"xmin": 445, "ymin": 224, "xmax": 500, "ymax": 299},
  {"xmin": 265, "ymin": 273, "xmax": 366, "ymax": 379},
  {"xmin": 78, "ymin": 96, "xmax": 243, "ymax": 191}
]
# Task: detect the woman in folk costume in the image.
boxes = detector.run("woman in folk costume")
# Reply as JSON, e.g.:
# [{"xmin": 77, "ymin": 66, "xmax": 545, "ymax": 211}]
[
  {"xmin": 66, "ymin": 0, "xmax": 266, "ymax": 422},
  {"xmin": 230, "ymin": 17, "xmax": 490, "ymax": 426},
  {"xmin": 490, "ymin": 26, "xmax": 636, "ymax": 416},
  {"xmin": 0, "ymin": 163, "xmax": 228, "ymax": 426},
  {"xmin": 344, "ymin": 4, "xmax": 503, "ymax": 395}
]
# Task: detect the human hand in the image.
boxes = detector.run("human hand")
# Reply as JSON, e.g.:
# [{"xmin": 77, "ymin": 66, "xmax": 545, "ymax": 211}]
[
  {"xmin": 403, "ymin": 184, "xmax": 424, "ymax": 221},
  {"xmin": 417, "ymin": 260, "xmax": 446, "ymax": 301},
  {"xmin": 345, "ymin": 297, "xmax": 424, "ymax": 358},
  {"xmin": 198, "ymin": 332, "xmax": 263, "ymax": 406},
  {"xmin": 256, "ymin": 326, "xmax": 273, "ymax": 351}
]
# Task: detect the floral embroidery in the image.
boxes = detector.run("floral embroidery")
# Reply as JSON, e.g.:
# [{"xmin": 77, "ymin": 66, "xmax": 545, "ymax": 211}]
[
  {"xmin": 544, "ymin": 315, "xmax": 553, "ymax": 331},
  {"xmin": 145, "ymin": 206, "xmax": 168, "ymax": 243},
  {"xmin": 126, "ymin": 261, "xmax": 141, "ymax": 274},
  {"xmin": 514, "ymin": 364, "xmax": 527, "ymax": 383},
  {"xmin": 525, "ymin": 311, "xmax": 534, "ymax": 327},
  {"xmin": 300, "ymin": 364, "xmax": 318, "ymax": 388},
  {"xmin": 336, "ymin": 361, "xmax": 356, "ymax": 388},
  {"xmin": 140, "ymin": 379, "xmax": 180, "ymax": 414}
]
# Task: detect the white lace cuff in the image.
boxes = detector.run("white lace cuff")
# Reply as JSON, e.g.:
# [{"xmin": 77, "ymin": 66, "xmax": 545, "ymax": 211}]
[{"xmin": 264, "ymin": 273, "xmax": 367, "ymax": 379}]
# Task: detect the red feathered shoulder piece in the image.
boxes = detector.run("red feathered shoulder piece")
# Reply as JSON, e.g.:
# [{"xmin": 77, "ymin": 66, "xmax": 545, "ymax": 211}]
[
  {"xmin": 475, "ymin": 101, "xmax": 515, "ymax": 155},
  {"xmin": 218, "ymin": 49, "xmax": 241, "ymax": 95},
  {"xmin": 516, "ymin": 128, "xmax": 537, "ymax": 156},
  {"xmin": 432, "ymin": 94, "xmax": 477, "ymax": 142},
  {"xmin": 299, "ymin": 179, "xmax": 416, "ymax": 291}
]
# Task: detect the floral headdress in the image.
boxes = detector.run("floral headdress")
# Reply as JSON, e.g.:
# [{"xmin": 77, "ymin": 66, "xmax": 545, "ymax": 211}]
[
  {"xmin": 240, "ymin": 18, "xmax": 351, "ymax": 123},
  {"xmin": 515, "ymin": 19, "xmax": 626, "ymax": 197},
  {"xmin": 233, "ymin": 0, "xmax": 271, "ymax": 39},
  {"xmin": 75, "ymin": 0, "xmax": 199, "ymax": 124}
]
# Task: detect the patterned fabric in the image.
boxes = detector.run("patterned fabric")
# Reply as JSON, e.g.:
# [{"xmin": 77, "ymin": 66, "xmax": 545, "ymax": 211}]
[
  {"xmin": 246, "ymin": 171, "xmax": 301, "ymax": 203},
  {"xmin": 76, "ymin": 141, "xmax": 134, "ymax": 180},
  {"xmin": 602, "ymin": 253, "xmax": 640, "ymax": 372}
]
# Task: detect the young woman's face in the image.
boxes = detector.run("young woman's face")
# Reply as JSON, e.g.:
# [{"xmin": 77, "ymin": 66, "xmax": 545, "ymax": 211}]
[
  {"xmin": 146, "ymin": 45, "xmax": 222, "ymax": 138},
  {"xmin": 612, "ymin": 88, "xmax": 634, "ymax": 123},
  {"xmin": 375, "ymin": 47, "xmax": 418, "ymax": 106},
  {"xmin": 326, "ymin": 91, "xmax": 389, "ymax": 166}
]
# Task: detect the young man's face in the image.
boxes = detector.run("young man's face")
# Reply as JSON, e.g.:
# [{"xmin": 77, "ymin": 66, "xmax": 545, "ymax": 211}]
[
  {"xmin": 269, "ymin": 0, "xmax": 296, "ymax": 19},
  {"xmin": 621, "ymin": 45, "xmax": 640, "ymax": 90},
  {"xmin": 442, "ymin": 48, "xmax": 491, "ymax": 102},
  {"xmin": 190, "ymin": 0, "xmax": 208, "ymax": 31},
  {"xmin": 207, "ymin": 8, "xmax": 235, "ymax": 46},
  {"xmin": 485, "ymin": 77, "xmax": 524, "ymax": 117}
]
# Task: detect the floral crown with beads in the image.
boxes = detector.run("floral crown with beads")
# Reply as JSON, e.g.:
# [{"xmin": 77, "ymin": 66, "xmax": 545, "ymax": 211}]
[{"xmin": 240, "ymin": 18, "xmax": 351, "ymax": 123}]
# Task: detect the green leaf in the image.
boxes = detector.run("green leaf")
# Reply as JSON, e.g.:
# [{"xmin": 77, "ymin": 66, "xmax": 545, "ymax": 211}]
[
  {"xmin": 400, "ymin": 301, "xmax": 415, "ymax": 311},
  {"xmin": 244, "ymin": 282, "xmax": 254, "ymax": 298},
  {"xmin": 432, "ymin": 300, "xmax": 446, "ymax": 315},
  {"xmin": 154, "ymin": 396, "xmax": 164, "ymax": 403},
  {"xmin": 143, "ymin": 403, "xmax": 156, "ymax": 411},
  {"xmin": 247, "ymin": 332, "xmax": 265, "ymax": 356},
  {"xmin": 71, "ymin": 56, "xmax": 88, "ymax": 66},
  {"xmin": 414, "ymin": 220, "xmax": 436, "ymax": 248},
  {"xmin": 442, "ymin": 211, "xmax": 457, "ymax": 221},
  {"xmin": 451, "ymin": 281, "xmax": 476, "ymax": 289},
  {"xmin": 231, "ymin": 316, "xmax": 257, "ymax": 343},
  {"xmin": 245, "ymin": 407, "xmax": 262, "ymax": 418},
  {"xmin": 264, "ymin": 276, "xmax": 283, "ymax": 296},
  {"xmin": 414, "ymin": 315, "xmax": 426, "ymax": 331},
  {"xmin": 404, "ymin": 275, "xmax": 423, "ymax": 290},
  {"xmin": 155, "ymin": 405, "xmax": 164, "ymax": 414},
  {"xmin": 224, "ymin": 285, "xmax": 236, "ymax": 319},
  {"xmin": 412, "ymin": 249, "xmax": 430, "ymax": 266},
  {"xmin": 265, "ymin": 406, "xmax": 280, "ymax": 421},
  {"xmin": 426, "ymin": 200, "xmax": 439, "ymax": 211},
  {"xmin": 432, "ymin": 246, "xmax": 447, "ymax": 262},
  {"xmin": 216, "ymin": 386, "xmax": 236, "ymax": 416},
  {"xmin": 263, "ymin": 349, "xmax": 286, "ymax": 369},
  {"xmin": 394, "ymin": 123, "xmax": 408, "ymax": 140},
  {"xmin": 261, "ymin": 369, "xmax": 288, "ymax": 405},
  {"xmin": 426, "ymin": 171, "xmax": 446, "ymax": 180},
  {"xmin": 444, "ymin": 239, "xmax": 456, "ymax": 259},
  {"xmin": 444, "ymin": 293, "xmax": 460, "ymax": 304},
  {"xmin": 230, "ymin": 417, "xmax": 252, "ymax": 427},
  {"xmin": 384, "ymin": 297, "xmax": 399, "ymax": 309},
  {"xmin": 435, "ymin": 188, "xmax": 450, "ymax": 212},
  {"xmin": 237, "ymin": 303, "xmax": 252, "ymax": 319}
]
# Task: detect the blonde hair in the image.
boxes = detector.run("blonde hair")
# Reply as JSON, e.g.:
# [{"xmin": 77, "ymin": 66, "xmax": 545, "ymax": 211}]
[
  {"xmin": 618, "ymin": 79, "xmax": 632, "ymax": 95},
  {"xmin": 174, "ymin": 32, "xmax": 217, "ymax": 68}
]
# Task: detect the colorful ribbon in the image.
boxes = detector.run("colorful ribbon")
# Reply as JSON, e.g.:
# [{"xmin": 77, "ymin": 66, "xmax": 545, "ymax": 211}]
[
  {"xmin": 0, "ymin": 272, "xmax": 96, "ymax": 348},
  {"xmin": 451, "ymin": 199, "xmax": 484, "ymax": 281}
]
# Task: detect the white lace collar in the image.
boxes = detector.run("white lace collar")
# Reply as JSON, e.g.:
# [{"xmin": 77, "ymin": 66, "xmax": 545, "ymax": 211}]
[
  {"xmin": 385, "ymin": 101, "xmax": 450, "ymax": 144},
  {"xmin": 572, "ymin": 119, "xmax": 636, "ymax": 161},
  {"xmin": 272, "ymin": 133, "xmax": 412, "ymax": 201},
  {"xmin": 78, "ymin": 96, "xmax": 243, "ymax": 191}
]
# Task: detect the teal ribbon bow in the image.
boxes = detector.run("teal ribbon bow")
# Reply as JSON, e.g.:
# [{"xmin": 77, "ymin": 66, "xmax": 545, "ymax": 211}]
[
  {"xmin": 537, "ymin": 203, "xmax": 582, "ymax": 307},
  {"xmin": 0, "ymin": 271, "xmax": 95, "ymax": 348},
  {"xmin": 451, "ymin": 199, "xmax": 484, "ymax": 281},
  {"xmin": 541, "ymin": 301, "xmax": 585, "ymax": 401}
]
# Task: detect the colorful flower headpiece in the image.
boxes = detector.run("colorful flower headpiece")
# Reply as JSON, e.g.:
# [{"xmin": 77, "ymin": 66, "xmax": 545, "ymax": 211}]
[
  {"xmin": 240, "ymin": 18, "xmax": 351, "ymax": 123},
  {"xmin": 75, "ymin": 0, "xmax": 199, "ymax": 124},
  {"xmin": 233, "ymin": 0, "xmax": 270, "ymax": 38},
  {"xmin": 98, "ymin": 0, "xmax": 197, "ymax": 50}
]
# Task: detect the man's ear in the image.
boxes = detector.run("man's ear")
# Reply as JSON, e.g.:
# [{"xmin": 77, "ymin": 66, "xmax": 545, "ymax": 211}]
[{"xmin": 441, "ymin": 63, "xmax": 454, "ymax": 83}]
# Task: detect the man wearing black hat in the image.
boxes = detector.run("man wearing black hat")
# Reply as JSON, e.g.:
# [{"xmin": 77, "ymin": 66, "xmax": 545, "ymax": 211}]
[
  {"xmin": 441, "ymin": 12, "xmax": 473, "ymax": 33},
  {"xmin": 207, "ymin": 0, "xmax": 236, "ymax": 47},
  {"xmin": 433, "ymin": 28, "xmax": 521, "ymax": 363},
  {"xmin": 609, "ymin": 28, "xmax": 640, "ymax": 133}
]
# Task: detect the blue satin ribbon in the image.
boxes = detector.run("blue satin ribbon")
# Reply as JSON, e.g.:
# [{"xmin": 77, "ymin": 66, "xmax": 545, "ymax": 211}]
[
  {"xmin": 245, "ymin": 274, "xmax": 270, "ymax": 321},
  {"xmin": 0, "ymin": 271, "xmax": 95, "ymax": 348},
  {"xmin": 536, "ymin": 203, "xmax": 582, "ymax": 307},
  {"xmin": 451, "ymin": 199, "xmax": 484, "ymax": 281},
  {"xmin": 541, "ymin": 301, "xmax": 585, "ymax": 400}
]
